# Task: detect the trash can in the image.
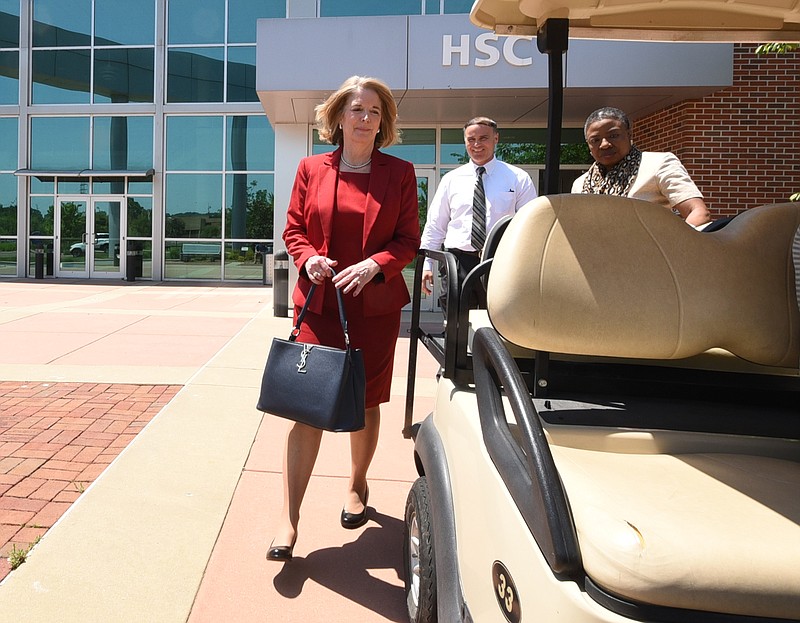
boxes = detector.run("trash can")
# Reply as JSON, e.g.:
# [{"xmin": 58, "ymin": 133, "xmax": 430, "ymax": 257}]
[
  {"xmin": 273, "ymin": 250, "xmax": 290, "ymax": 317},
  {"xmin": 125, "ymin": 250, "xmax": 142, "ymax": 282},
  {"xmin": 34, "ymin": 248, "xmax": 45, "ymax": 279}
]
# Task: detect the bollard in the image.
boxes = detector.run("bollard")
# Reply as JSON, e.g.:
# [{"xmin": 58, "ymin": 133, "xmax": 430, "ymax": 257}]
[
  {"xmin": 273, "ymin": 250, "xmax": 290, "ymax": 317},
  {"xmin": 34, "ymin": 248, "xmax": 45, "ymax": 279}
]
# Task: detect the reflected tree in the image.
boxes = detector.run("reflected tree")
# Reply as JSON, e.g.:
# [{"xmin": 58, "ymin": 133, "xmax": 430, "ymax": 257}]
[
  {"xmin": 30, "ymin": 205, "xmax": 55, "ymax": 236},
  {"xmin": 127, "ymin": 198, "xmax": 152, "ymax": 237},
  {"xmin": 0, "ymin": 202, "xmax": 17, "ymax": 236},
  {"xmin": 244, "ymin": 181, "xmax": 272, "ymax": 239},
  {"xmin": 417, "ymin": 178, "xmax": 428, "ymax": 232},
  {"xmin": 59, "ymin": 202, "xmax": 84, "ymax": 240}
]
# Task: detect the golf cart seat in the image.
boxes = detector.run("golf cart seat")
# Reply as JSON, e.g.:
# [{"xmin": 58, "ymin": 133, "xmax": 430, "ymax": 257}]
[{"xmin": 478, "ymin": 194, "xmax": 800, "ymax": 619}]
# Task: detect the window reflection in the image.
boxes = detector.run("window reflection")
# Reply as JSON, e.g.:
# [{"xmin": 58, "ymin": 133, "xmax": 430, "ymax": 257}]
[
  {"xmin": 127, "ymin": 197, "xmax": 152, "ymax": 237},
  {"xmin": 383, "ymin": 128, "xmax": 436, "ymax": 164},
  {"xmin": 93, "ymin": 116, "xmax": 154, "ymax": 170},
  {"xmin": 94, "ymin": 48, "xmax": 154, "ymax": 103},
  {"xmin": 227, "ymin": 47, "xmax": 257, "ymax": 103},
  {"xmin": 31, "ymin": 117, "xmax": 90, "ymax": 169},
  {"xmin": 168, "ymin": 0, "xmax": 224, "ymax": 45},
  {"xmin": 128, "ymin": 180, "xmax": 153, "ymax": 194},
  {"xmin": 321, "ymin": 0, "xmax": 422, "ymax": 16},
  {"xmin": 226, "ymin": 115, "xmax": 273, "ymax": 170},
  {"xmin": 228, "ymin": 0, "xmax": 284, "ymax": 43},
  {"xmin": 0, "ymin": 1, "xmax": 20, "ymax": 47},
  {"xmin": 29, "ymin": 196, "xmax": 54, "ymax": 236},
  {"xmin": 167, "ymin": 47, "xmax": 224, "ymax": 103},
  {"xmin": 0, "ymin": 117, "xmax": 16, "ymax": 169},
  {"xmin": 94, "ymin": 0, "xmax": 155, "ymax": 46},
  {"xmin": 30, "ymin": 177, "xmax": 53, "ymax": 194},
  {"xmin": 165, "ymin": 173, "xmax": 222, "ymax": 238},
  {"xmin": 440, "ymin": 128, "xmax": 467, "ymax": 164},
  {"xmin": 33, "ymin": 0, "xmax": 92, "ymax": 47},
  {"xmin": 0, "ymin": 238, "xmax": 15, "ymax": 276},
  {"xmin": 164, "ymin": 240, "xmax": 221, "ymax": 279},
  {"xmin": 0, "ymin": 51, "xmax": 18, "ymax": 104},
  {"xmin": 424, "ymin": 0, "xmax": 473, "ymax": 13},
  {"xmin": 166, "ymin": 116, "xmax": 223, "ymax": 170},
  {"xmin": 32, "ymin": 49, "xmax": 91, "ymax": 104},
  {"xmin": 225, "ymin": 173, "xmax": 273, "ymax": 239},
  {"xmin": 444, "ymin": 0, "xmax": 473, "ymax": 13},
  {"xmin": 92, "ymin": 177, "xmax": 125, "ymax": 194},
  {"xmin": 0, "ymin": 174, "xmax": 17, "ymax": 236},
  {"xmin": 57, "ymin": 178, "xmax": 90, "ymax": 194}
]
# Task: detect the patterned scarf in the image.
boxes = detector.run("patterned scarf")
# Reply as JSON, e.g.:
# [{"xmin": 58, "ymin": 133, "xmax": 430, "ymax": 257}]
[{"xmin": 582, "ymin": 146, "xmax": 643, "ymax": 196}]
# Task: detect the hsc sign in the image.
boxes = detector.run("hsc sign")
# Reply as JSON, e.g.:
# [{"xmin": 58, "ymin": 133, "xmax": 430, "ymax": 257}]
[{"xmin": 442, "ymin": 33, "xmax": 534, "ymax": 67}]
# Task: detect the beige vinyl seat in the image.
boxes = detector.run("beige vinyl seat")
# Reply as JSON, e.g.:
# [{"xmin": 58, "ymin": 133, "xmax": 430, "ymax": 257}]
[{"xmin": 485, "ymin": 194, "xmax": 800, "ymax": 619}]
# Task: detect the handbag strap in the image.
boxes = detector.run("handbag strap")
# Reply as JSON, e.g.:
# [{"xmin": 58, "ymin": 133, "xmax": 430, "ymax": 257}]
[{"xmin": 290, "ymin": 268, "xmax": 351, "ymax": 348}]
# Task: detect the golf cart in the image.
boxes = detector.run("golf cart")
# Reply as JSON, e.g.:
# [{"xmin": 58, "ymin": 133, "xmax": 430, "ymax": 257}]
[{"xmin": 402, "ymin": 2, "xmax": 800, "ymax": 622}]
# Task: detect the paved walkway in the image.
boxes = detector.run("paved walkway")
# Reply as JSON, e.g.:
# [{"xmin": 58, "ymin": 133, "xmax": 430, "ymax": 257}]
[
  {"xmin": 0, "ymin": 381, "xmax": 180, "ymax": 581},
  {"xmin": 0, "ymin": 279, "xmax": 439, "ymax": 622}
]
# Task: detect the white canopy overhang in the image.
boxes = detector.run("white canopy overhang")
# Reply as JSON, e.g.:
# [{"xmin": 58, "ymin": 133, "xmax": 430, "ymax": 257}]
[{"xmin": 470, "ymin": 0, "xmax": 800, "ymax": 41}]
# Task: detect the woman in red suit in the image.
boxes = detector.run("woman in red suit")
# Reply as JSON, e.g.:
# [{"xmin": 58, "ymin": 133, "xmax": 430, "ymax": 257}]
[{"xmin": 268, "ymin": 76, "xmax": 420, "ymax": 561}]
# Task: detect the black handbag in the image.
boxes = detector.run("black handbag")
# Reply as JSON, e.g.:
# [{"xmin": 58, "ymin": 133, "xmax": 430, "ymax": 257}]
[{"xmin": 256, "ymin": 272, "xmax": 366, "ymax": 432}]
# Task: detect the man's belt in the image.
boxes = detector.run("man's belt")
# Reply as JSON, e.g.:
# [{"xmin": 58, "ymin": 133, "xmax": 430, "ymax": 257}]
[{"xmin": 446, "ymin": 248, "xmax": 480, "ymax": 257}]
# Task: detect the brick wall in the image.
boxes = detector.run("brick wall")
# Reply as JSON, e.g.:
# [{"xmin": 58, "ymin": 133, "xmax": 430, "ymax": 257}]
[{"xmin": 634, "ymin": 44, "xmax": 800, "ymax": 217}]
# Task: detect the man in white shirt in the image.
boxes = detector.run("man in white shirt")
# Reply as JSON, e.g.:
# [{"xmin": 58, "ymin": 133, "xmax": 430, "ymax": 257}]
[{"xmin": 420, "ymin": 117, "xmax": 537, "ymax": 306}]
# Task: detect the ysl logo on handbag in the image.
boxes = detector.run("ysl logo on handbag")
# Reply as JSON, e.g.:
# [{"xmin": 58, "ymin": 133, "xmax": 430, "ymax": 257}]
[{"xmin": 296, "ymin": 344, "xmax": 313, "ymax": 373}]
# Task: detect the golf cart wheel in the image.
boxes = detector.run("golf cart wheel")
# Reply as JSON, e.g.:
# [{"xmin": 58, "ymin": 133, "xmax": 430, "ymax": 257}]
[{"xmin": 404, "ymin": 477, "xmax": 436, "ymax": 623}]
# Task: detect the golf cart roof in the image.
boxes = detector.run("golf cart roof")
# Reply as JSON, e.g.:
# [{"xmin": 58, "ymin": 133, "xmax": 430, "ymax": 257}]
[{"xmin": 470, "ymin": 0, "xmax": 800, "ymax": 42}]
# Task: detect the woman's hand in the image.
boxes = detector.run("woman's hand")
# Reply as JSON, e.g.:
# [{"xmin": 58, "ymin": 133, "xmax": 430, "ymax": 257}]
[
  {"xmin": 305, "ymin": 255, "xmax": 337, "ymax": 285},
  {"xmin": 333, "ymin": 258, "xmax": 381, "ymax": 296}
]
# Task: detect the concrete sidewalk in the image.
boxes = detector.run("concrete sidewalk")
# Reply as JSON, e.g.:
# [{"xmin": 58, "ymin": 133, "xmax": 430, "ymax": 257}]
[{"xmin": 0, "ymin": 280, "xmax": 439, "ymax": 622}]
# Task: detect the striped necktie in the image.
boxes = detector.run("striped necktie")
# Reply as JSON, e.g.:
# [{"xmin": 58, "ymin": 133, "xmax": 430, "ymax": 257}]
[{"xmin": 471, "ymin": 165, "xmax": 487, "ymax": 251}]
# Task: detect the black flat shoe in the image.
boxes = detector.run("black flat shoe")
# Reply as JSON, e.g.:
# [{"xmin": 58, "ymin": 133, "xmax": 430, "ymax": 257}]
[
  {"xmin": 340, "ymin": 485, "xmax": 369, "ymax": 529},
  {"xmin": 266, "ymin": 540, "xmax": 294, "ymax": 562}
]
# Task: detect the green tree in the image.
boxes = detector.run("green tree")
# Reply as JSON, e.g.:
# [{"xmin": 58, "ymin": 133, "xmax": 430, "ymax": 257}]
[{"xmin": 755, "ymin": 43, "xmax": 799, "ymax": 55}]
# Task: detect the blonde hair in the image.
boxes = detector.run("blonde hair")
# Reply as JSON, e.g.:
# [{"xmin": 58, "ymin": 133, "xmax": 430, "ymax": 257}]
[{"xmin": 315, "ymin": 75, "xmax": 401, "ymax": 148}]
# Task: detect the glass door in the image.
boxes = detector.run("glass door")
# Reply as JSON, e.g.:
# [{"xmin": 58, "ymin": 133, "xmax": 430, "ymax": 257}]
[
  {"xmin": 90, "ymin": 198, "xmax": 122, "ymax": 278},
  {"xmin": 411, "ymin": 169, "xmax": 437, "ymax": 312},
  {"xmin": 56, "ymin": 196, "xmax": 123, "ymax": 278},
  {"xmin": 57, "ymin": 197, "xmax": 88, "ymax": 277}
]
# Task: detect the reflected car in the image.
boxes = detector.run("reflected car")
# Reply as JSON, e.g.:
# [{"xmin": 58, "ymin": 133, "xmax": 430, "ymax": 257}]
[{"xmin": 70, "ymin": 236, "xmax": 110, "ymax": 257}]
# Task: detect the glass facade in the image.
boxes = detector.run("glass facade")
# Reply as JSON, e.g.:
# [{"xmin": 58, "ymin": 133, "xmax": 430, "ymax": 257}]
[
  {"xmin": 321, "ymin": 0, "xmax": 473, "ymax": 16},
  {"xmin": 1, "ymin": 0, "xmax": 588, "ymax": 281},
  {"xmin": 0, "ymin": 114, "xmax": 16, "ymax": 275},
  {"xmin": 164, "ymin": 114, "xmax": 273, "ymax": 279},
  {"xmin": 0, "ymin": 0, "xmax": 19, "ymax": 106}
]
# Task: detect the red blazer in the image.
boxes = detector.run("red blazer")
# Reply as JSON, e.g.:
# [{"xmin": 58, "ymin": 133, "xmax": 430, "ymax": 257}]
[{"xmin": 283, "ymin": 147, "xmax": 421, "ymax": 317}]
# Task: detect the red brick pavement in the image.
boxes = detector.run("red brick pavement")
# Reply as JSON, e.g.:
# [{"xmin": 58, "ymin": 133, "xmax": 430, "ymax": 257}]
[{"xmin": 0, "ymin": 381, "xmax": 181, "ymax": 582}]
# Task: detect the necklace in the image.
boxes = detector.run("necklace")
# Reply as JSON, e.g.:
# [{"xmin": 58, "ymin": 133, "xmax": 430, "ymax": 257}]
[{"xmin": 341, "ymin": 154, "xmax": 372, "ymax": 170}]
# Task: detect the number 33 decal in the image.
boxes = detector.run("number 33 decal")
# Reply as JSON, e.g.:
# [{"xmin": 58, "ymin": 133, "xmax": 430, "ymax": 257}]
[{"xmin": 492, "ymin": 561, "xmax": 521, "ymax": 623}]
